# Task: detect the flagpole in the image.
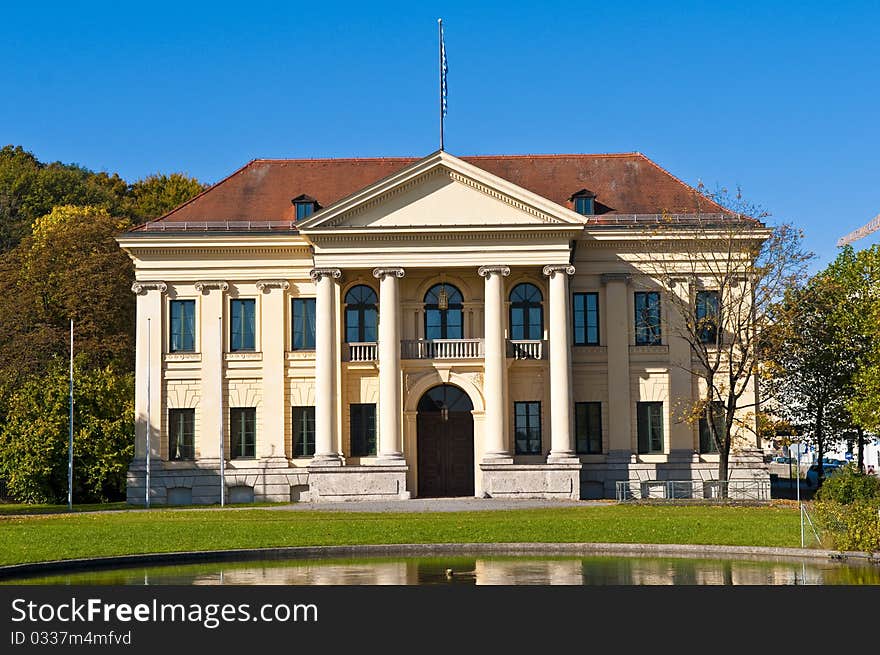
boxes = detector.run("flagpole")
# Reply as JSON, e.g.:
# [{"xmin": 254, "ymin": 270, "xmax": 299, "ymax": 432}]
[
  {"xmin": 68, "ymin": 319, "xmax": 73, "ymax": 512},
  {"xmin": 438, "ymin": 18, "xmax": 444, "ymax": 151},
  {"xmin": 146, "ymin": 317, "xmax": 151, "ymax": 509},
  {"xmin": 219, "ymin": 315, "xmax": 225, "ymax": 507}
]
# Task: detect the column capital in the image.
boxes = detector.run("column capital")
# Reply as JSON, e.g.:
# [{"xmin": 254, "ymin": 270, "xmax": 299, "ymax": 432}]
[
  {"xmin": 600, "ymin": 272, "xmax": 632, "ymax": 285},
  {"xmin": 194, "ymin": 280, "xmax": 229, "ymax": 293},
  {"xmin": 478, "ymin": 265, "xmax": 511, "ymax": 278},
  {"xmin": 256, "ymin": 279, "xmax": 291, "ymax": 293},
  {"xmin": 372, "ymin": 267, "xmax": 405, "ymax": 279},
  {"xmin": 131, "ymin": 281, "xmax": 167, "ymax": 295},
  {"xmin": 309, "ymin": 268, "xmax": 342, "ymax": 281},
  {"xmin": 542, "ymin": 264, "xmax": 576, "ymax": 277}
]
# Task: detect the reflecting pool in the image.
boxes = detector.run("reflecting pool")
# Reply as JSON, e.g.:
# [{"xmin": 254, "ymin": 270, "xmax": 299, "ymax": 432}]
[{"xmin": 6, "ymin": 554, "xmax": 880, "ymax": 585}]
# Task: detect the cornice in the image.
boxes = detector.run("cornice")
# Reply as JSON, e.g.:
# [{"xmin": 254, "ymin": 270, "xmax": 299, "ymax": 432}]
[
  {"xmin": 309, "ymin": 228, "xmax": 579, "ymax": 243},
  {"xmin": 446, "ymin": 170, "xmax": 562, "ymax": 224},
  {"xmin": 131, "ymin": 281, "xmax": 167, "ymax": 295},
  {"xmin": 125, "ymin": 246, "xmax": 312, "ymax": 257}
]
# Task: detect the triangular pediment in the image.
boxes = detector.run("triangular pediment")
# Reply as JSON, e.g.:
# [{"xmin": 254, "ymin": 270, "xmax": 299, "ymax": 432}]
[{"xmin": 297, "ymin": 151, "xmax": 586, "ymax": 231}]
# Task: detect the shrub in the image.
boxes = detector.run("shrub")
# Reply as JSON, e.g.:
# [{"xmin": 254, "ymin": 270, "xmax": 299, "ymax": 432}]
[
  {"xmin": 813, "ymin": 499, "xmax": 880, "ymax": 552},
  {"xmin": 815, "ymin": 463, "xmax": 880, "ymax": 504},
  {"xmin": 0, "ymin": 360, "xmax": 134, "ymax": 503}
]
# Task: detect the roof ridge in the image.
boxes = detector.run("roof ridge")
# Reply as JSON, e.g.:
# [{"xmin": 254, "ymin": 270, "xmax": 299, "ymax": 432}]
[{"xmin": 244, "ymin": 153, "xmax": 642, "ymax": 163}]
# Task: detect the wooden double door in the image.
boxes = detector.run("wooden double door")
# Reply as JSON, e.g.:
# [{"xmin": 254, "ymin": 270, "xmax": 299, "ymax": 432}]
[{"xmin": 417, "ymin": 385, "xmax": 474, "ymax": 498}]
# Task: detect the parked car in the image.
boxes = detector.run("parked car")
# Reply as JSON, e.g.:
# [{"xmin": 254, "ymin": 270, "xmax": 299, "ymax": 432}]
[{"xmin": 805, "ymin": 462, "xmax": 845, "ymax": 487}]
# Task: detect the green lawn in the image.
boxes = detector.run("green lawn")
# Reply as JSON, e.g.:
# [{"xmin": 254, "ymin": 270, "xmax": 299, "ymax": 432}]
[
  {"xmin": 0, "ymin": 504, "xmax": 804, "ymax": 566},
  {"xmin": 0, "ymin": 502, "xmax": 129, "ymax": 516}
]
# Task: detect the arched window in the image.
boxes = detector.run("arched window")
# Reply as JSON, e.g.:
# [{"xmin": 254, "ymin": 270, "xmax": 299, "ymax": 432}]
[
  {"xmin": 424, "ymin": 284, "xmax": 463, "ymax": 340},
  {"xmin": 345, "ymin": 285, "xmax": 378, "ymax": 343},
  {"xmin": 509, "ymin": 283, "xmax": 543, "ymax": 340}
]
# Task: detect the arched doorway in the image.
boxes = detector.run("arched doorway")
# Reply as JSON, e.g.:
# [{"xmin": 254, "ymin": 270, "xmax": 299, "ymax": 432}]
[{"xmin": 417, "ymin": 384, "xmax": 474, "ymax": 498}]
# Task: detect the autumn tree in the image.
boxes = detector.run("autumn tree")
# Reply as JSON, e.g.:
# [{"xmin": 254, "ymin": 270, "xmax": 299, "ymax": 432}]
[{"xmin": 0, "ymin": 205, "xmax": 135, "ymax": 386}]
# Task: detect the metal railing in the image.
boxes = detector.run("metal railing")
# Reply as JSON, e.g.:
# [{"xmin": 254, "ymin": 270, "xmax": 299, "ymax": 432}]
[
  {"xmin": 615, "ymin": 479, "xmax": 771, "ymax": 502},
  {"xmin": 140, "ymin": 220, "xmax": 298, "ymax": 232},
  {"xmin": 507, "ymin": 339, "xmax": 544, "ymax": 360},
  {"xmin": 346, "ymin": 342, "xmax": 378, "ymax": 362},
  {"xmin": 400, "ymin": 338, "xmax": 484, "ymax": 360}
]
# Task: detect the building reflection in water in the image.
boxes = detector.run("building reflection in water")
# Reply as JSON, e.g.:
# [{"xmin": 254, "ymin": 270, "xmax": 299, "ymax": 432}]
[{"xmin": 14, "ymin": 556, "xmax": 879, "ymax": 586}]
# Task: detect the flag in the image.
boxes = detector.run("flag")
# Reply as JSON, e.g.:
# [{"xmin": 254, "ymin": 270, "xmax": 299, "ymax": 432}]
[{"xmin": 440, "ymin": 21, "xmax": 448, "ymax": 118}]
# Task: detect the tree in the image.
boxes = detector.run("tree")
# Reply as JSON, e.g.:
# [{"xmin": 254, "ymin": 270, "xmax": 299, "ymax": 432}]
[
  {"xmin": 828, "ymin": 245, "xmax": 880, "ymax": 465},
  {"xmin": 125, "ymin": 173, "xmax": 206, "ymax": 223},
  {"xmin": 0, "ymin": 145, "xmax": 128, "ymax": 252},
  {"xmin": 764, "ymin": 273, "xmax": 855, "ymax": 482},
  {"xmin": 0, "ymin": 205, "xmax": 135, "ymax": 385},
  {"xmin": 0, "ymin": 359, "xmax": 134, "ymax": 503},
  {"xmin": 640, "ymin": 188, "xmax": 813, "ymax": 492}
]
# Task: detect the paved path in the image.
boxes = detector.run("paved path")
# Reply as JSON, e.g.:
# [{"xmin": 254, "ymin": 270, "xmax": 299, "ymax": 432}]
[
  {"xmin": 261, "ymin": 498, "xmax": 613, "ymax": 513},
  {"xmin": 2, "ymin": 498, "xmax": 614, "ymax": 518}
]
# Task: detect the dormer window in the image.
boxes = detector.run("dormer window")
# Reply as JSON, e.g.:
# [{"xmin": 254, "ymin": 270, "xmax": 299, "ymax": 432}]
[
  {"xmin": 292, "ymin": 194, "xmax": 320, "ymax": 221},
  {"xmin": 571, "ymin": 189, "xmax": 596, "ymax": 216}
]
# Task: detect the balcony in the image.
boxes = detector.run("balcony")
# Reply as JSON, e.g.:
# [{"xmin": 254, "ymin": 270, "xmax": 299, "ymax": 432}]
[
  {"xmin": 401, "ymin": 338, "xmax": 484, "ymax": 360},
  {"xmin": 346, "ymin": 342, "xmax": 378, "ymax": 362},
  {"xmin": 507, "ymin": 339, "xmax": 545, "ymax": 360}
]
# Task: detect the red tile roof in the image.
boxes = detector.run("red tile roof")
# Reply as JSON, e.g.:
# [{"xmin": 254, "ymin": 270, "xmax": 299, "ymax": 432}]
[{"xmin": 143, "ymin": 152, "xmax": 727, "ymax": 227}]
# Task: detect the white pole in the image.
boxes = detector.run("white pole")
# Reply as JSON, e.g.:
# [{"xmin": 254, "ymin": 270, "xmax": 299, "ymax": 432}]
[
  {"xmin": 796, "ymin": 439, "xmax": 803, "ymax": 547},
  {"xmin": 219, "ymin": 315, "xmax": 225, "ymax": 507},
  {"xmin": 146, "ymin": 317, "xmax": 151, "ymax": 509},
  {"xmin": 68, "ymin": 319, "xmax": 73, "ymax": 511}
]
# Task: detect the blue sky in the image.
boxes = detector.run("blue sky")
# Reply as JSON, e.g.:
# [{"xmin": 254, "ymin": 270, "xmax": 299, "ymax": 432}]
[{"xmin": 3, "ymin": 1, "xmax": 879, "ymax": 266}]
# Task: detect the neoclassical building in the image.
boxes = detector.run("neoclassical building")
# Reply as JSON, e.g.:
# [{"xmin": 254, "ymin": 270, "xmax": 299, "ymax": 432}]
[{"xmin": 118, "ymin": 151, "xmax": 768, "ymax": 504}]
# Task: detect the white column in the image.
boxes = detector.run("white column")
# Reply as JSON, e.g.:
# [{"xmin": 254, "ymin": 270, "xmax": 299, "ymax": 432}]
[
  {"xmin": 602, "ymin": 273, "xmax": 633, "ymax": 457},
  {"xmin": 310, "ymin": 268, "xmax": 342, "ymax": 465},
  {"xmin": 131, "ymin": 281, "xmax": 166, "ymax": 462},
  {"xmin": 478, "ymin": 265, "xmax": 512, "ymax": 462},
  {"xmin": 256, "ymin": 279, "xmax": 290, "ymax": 460},
  {"xmin": 373, "ymin": 267, "xmax": 406, "ymax": 464},
  {"xmin": 543, "ymin": 265, "xmax": 578, "ymax": 462},
  {"xmin": 194, "ymin": 280, "xmax": 229, "ymax": 461}
]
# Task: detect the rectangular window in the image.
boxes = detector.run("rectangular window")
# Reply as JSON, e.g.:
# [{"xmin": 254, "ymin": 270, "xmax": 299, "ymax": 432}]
[
  {"xmin": 230, "ymin": 299, "xmax": 256, "ymax": 352},
  {"xmin": 573, "ymin": 292, "xmax": 599, "ymax": 345},
  {"xmin": 574, "ymin": 196, "xmax": 594, "ymax": 215},
  {"xmin": 169, "ymin": 299, "xmax": 196, "ymax": 352},
  {"xmin": 350, "ymin": 403, "xmax": 376, "ymax": 457},
  {"xmin": 634, "ymin": 291, "xmax": 662, "ymax": 345},
  {"xmin": 514, "ymin": 401, "xmax": 542, "ymax": 455},
  {"xmin": 168, "ymin": 408, "xmax": 195, "ymax": 460},
  {"xmin": 637, "ymin": 402, "xmax": 664, "ymax": 454},
  {"xmin": 295, "ymin": 202, "xmax": 314, "ymax": 220},
  {"xmin": 292, "ymin": 406, "xmax": 316, "ymax": 457},
  {"xmin": 696, "ymin": 290, "xmax": 720, "ymax": 344},
  {"xmin": 575, "ymin": 402, "xmax": 602, "ymax": 454},
  {"xmin": 291, "ymin": 298, "xmax": 316, "ymax": 350},
  {"xmin": 699, "ymin": 401, "xmax": 725, "ymax": 454},
  {"xmin": 230, "ymin": 407, "xmax": 256, "ymax": 459}
]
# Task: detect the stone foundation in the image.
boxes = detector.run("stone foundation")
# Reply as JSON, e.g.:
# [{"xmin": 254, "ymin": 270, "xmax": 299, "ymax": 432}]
[
  {"xmin": 580, "ymin": 448, "xmax": 771, "ymax": 500},
  {"xmin": 307, "ymin": 465, "xmax": 410, "ymax": 501},
  {"xmin": 127, "ymin": 448, "xmax": 769, "ymax": 504},
  {"xmin": 481, "ymin": 462, "xmax": 582, "ymax": 500},
  {"xmin": 126, "ymin": 458, "xmax": 309, "ymax": 505}
]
